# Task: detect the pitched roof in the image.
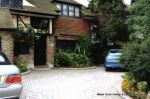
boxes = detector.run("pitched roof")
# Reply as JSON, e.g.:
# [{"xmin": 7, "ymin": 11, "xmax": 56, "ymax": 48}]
[
  {"xmin": 23, "ymin": 0, "xmax": 59, "ymax": 15},
  {"xmin": 81, "ymin": 7, "xmax": 95, "ymax": 17},
  {"xmin": 0, "ymin": 8, "xmax": 15, "ymax": 29},
  {"xmin": 53, "ymin": 0, "xmax": 81, "ymax": 5},
  {"xmin": 11, "ymin": 0, "xmax": 95, "ymax": 18}
]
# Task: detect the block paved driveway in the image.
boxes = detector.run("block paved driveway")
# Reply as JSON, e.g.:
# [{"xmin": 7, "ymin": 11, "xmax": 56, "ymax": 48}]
[{"xmin": 20, "ymin": 67, "xmax": 123, "ymax": 99}]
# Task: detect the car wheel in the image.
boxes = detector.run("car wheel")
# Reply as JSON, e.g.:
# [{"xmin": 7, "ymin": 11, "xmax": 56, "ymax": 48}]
[
  {"xmin": 13, "ymin": 97, "xmax": 20, "ymax": 99},
  {"xmin": 105, "ymin": 68, "xmax": 109, "ymax": 71}
]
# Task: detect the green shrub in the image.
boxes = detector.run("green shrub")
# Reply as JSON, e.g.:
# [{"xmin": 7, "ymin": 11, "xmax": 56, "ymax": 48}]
[
  {"xmin": 77, "ymin": 36, "xmax": 92, "ymax": 56},
  {"xmin": 120, "ymin": 0, "xmax": 150, "ymax": 89},
  {"xmin": 120, "ymin": 37, "xmax": 150, "ymax": 87},
  {"xmin": 14, "ymin": 57, "xmax": 28, "ymax": 72},
  {"xmin": 54, "ymin": 50, "xmax": 92, "ymax": 68},
  {"xmin": 137, "ymin": 81, "xmax": 148, "ymax": 92}
]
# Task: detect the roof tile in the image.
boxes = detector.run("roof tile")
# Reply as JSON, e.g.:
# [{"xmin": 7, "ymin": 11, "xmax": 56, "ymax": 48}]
[
  {"xmin": 12, "ymin": 0, "xmax": 95, "ymax": 18},
  {"xmin": 0, "ymin": 8, "xmax": 15, "ymax": 29}
]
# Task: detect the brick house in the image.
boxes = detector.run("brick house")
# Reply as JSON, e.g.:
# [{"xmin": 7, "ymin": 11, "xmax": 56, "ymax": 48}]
[{"xmin": 0, "ymin": 0, "xmax": 95, "ymax": 69}]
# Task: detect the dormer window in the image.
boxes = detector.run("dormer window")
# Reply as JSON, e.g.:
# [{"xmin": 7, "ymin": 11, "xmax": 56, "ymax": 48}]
[
  {"xmin": 56, "ymin": 3, "xmax": 80, "ymax": 18},
  {"xmin": 0, "ymin": 0, "xmax": 22, "ymax": 9}
]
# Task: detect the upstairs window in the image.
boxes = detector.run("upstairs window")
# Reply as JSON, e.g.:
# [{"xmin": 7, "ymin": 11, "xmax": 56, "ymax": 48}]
[
  {"xmin": 69, "ymin": 5, "xmax": 74, "ymax": 17},
  {"xmin": 56, "ymin": 3, "xmax": 80, "ymax": 18},
  {"xmin": 0, "ymin": 37, "xmax": 1, "ymax": 51},
  {"xmin": 62, "ymin": 4, "xmax": 68, "ymax": 16},
  {"xmin": 0, "ymin": 0, "xmax": 22, "ymax": 9},
  {"xmin": 75, "ymin": 7, "xmax": 80, "ymax": 17},
  {"xmin": 0, "ymin": 0, "xmax": 9, "ymax": 7},
  {"xmin": 56, "ymin": 3, "xmax": 61, "ymax": 14}
]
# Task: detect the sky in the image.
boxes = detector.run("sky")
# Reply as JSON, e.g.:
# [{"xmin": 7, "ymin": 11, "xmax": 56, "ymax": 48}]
[{"xmin": 75, "ymin": 0, "xmax": 131, "ymax": 6}]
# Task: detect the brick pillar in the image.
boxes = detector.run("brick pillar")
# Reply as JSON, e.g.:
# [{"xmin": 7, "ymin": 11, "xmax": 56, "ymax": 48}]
[
  {"xmin": 46, "ymin": 36, "xmax": 55, "ymax": 68},
  {"xmin": 147, "ymin": 91, "xmax": 150, "ymax": 99},
  {"xmin": 0, "ymin": 31, "xmax": 14, "ymax": 63}
]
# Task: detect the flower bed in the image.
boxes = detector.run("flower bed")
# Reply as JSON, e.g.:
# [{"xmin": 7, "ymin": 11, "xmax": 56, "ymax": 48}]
[
  {"xmin": 121, "ymin": 73, "xmax": 148, "ymax": 99},
  {"xmin": 14, "ymin": 57, "xmax": 28, "ymax": 73}
]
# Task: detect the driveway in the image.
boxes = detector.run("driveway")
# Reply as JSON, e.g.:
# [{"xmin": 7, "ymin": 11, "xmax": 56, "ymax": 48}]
[{"xmin": 20, "ymin": 67, "xmax": 123, "ymax": 99}]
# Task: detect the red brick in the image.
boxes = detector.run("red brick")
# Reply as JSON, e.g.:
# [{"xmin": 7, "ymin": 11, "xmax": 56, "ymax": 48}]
[{"xmin": 53, "ymin": 16, "xmax": 92, "ymax": 36}]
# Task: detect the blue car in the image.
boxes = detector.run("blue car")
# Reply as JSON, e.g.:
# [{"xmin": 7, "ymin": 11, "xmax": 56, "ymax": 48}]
[{"xmin": 104, "ymin": 49, "xmax": 124, "ymax": 71}]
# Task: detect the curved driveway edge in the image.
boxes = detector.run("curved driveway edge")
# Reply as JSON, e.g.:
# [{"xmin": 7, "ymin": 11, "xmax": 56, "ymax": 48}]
[
  {"xmin": 20, "ymin": 67, "xmax": 123, "ymax": 99},
  {"xmin": 56, "ymin": 66, "xmax": 97, "ymax": 70},
  {"xmin": 21, "ymin": 69, "xmax": 32, "ymax": 76}
]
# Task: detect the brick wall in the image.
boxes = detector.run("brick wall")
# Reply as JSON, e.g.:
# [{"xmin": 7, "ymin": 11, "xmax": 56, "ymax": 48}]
[
  {"xmin": 14, "ymin": 35, "xmax": 55, "ymax": 69},
  {"xmin": 53, "ymin": 16, "xmax": 91, "ymax": 36},
  {"xmin": 16, "ymin": 36, "xmax": 55, "ymax": 69},
  {"xmin": 0, "ymin": 31, "xmax": 14, "ymax": 63},
  {"xmin": 47, "ymin": 36, "xmax": 55, "ymax": 68},
  {"xmin": 17, "ymin": 46, "xmax": 34, "ymax": 69}
]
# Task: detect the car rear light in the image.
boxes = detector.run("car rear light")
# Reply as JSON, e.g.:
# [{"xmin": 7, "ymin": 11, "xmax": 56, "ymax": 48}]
[{"xmin": 6, "ymin": 74, "xmax": 22, "ymax": 84}]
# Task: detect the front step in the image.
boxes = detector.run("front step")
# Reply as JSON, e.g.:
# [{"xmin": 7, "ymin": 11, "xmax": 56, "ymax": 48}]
[
  {"xmin": 35, "ymin": 65, "xmax": 48, "ymax": 68},
  {"xmin": 33, "ymin": 65, "xmax": 50, "ymax": 71}
]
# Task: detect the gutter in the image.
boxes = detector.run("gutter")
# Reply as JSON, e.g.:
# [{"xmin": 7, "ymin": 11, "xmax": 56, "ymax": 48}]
[
  {"xmin": 0, "ymin": 28, "xmax": 16, "ymax": 31},
  {"xmin": 10, "ymin": 9, "xmax": 59, "ymax": 19}
]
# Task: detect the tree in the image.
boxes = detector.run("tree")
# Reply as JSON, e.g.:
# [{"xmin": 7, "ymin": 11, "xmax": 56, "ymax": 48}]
[
  {"xmin": 126, "ymin": 0, "xmax": 150, "ymax": 41},
  {"xmin": 89, "ymin": 0, "xmax": 128, "ymax": 45},
  {"xmin": 120, "ymin": 0, "xmax": 150, "ymax": 87}
]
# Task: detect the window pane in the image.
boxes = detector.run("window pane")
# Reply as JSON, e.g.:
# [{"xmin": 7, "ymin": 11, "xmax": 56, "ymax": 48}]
[
  {"xmin": 31, "ymin": 17, "xmax": 49, "ymax": 29},
  {"xmin": 75, "ymin": 7, "xmax": 80, "ymax": 17},
  {"xmin": 56, "ymin": 3, "xmax": 61, "ymax": 14},
  {"xmin": 69, "ymin": 5, "xmax": 74, "ymax": 16},
  {"xmin": 1, "ymin": 0, "xmax": 9, "ymax": 7},
  {"xmin": 14, "ymin": 42, "xmax": 30, "ymax": 56},
  {"xmin": 0, "ymin": 37, "xmax": 1, "ymax": 51},
  {"xmin": 62, "ymin": 4, "xmax": 68, "ymax": 16},
  {"xmin": 56, "ymin": 4, "xmax": 61, "ymax": 10},
  {"xmin": 0, "ymin": 0, "xmax": 22, "ymax": 8},
  {"xmin": 56, "ymin": 40, "xmax": 77, "ymax": 51},
  {"xmin": 0, "ymin": 55, "xmax": 5, "ymax": 62},
  {"xmin": 10, "ymin": 0, "xmax": 22, "ymax": 9}
]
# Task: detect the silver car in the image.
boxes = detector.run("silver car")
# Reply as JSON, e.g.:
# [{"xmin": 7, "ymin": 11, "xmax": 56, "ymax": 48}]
[{"xmin": 0, "ymin": 52, "xmax": 23, "ymax": 99}]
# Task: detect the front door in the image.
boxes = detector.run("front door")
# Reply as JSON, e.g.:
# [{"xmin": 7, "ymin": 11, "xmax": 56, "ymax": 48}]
[{"xmin": 34, "ymin": 36, "xmax": 46, "ymax": 66}]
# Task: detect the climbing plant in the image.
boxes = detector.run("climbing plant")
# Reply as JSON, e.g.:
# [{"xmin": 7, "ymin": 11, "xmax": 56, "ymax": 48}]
[{"xmin": 14, "ymin": 20, "xmax": 48, "ymax": 46}]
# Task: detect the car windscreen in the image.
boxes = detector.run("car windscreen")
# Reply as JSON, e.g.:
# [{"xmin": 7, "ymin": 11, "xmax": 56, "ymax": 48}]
[
  {"xmin": 108, "ymin": 53, "xmax": 122, "ymax": 57},
  {"xmin": 0, "ymin": 55, "xmax": 5, "ymax": 62},
  {"xmin": 0, "ymin": 54, "xmax": 10, "ymax": 65},
  {"xmin": 109, "ymin": 49, "xmax": 121, "ymax": 53}
]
